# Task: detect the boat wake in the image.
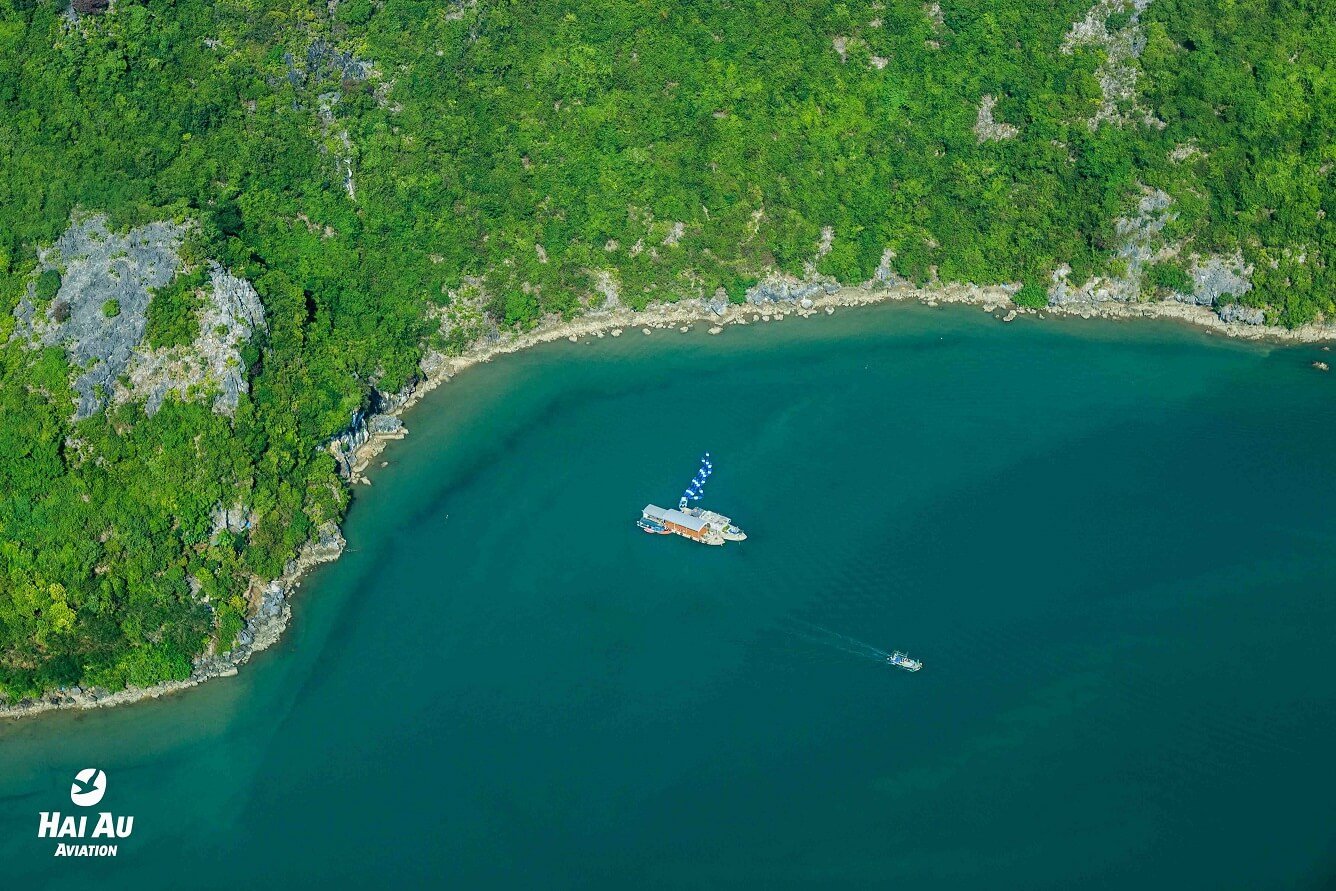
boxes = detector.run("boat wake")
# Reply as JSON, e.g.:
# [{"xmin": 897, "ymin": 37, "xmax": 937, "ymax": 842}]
[{"xmin": 784, "ymin": 620, "xmax": 919, "ymax": 670}]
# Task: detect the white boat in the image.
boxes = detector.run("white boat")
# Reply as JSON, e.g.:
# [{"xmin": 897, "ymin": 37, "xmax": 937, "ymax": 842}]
[{"xmin": 887, "ymin": 651, "xmax": 922, "ymax": 672}]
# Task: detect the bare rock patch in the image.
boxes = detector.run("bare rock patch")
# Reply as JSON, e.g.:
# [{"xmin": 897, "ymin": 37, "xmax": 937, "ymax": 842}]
[
  {"xmin": 123, "ymin": 265, "xmax": 266, "ymax": 416},
  {"xmin": 974, "ymin": 94, "xmax": 1019, "ymax": 143},
  {"xmin": 12, "ymin": 215, "xmax": 185, "ymax": 419}
]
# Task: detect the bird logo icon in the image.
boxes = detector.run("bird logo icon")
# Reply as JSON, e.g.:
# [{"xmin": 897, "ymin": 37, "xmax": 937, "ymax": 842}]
[{"xmin": 70, "ymin": 769, "xmax": 106, "ymax": 807}]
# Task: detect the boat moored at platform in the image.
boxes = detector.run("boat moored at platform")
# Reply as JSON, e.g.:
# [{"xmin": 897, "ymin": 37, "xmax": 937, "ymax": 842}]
[
  {"xmin": 636, "ymin": 515, "xmax": 670, "ymax": 534},
  {"xmin": 638, "ymin": 451, "xmax": 746, "ymax": 545},
  {"xmin": 639, "ymin": 504, "xmax": 745, "ymax": 546}
]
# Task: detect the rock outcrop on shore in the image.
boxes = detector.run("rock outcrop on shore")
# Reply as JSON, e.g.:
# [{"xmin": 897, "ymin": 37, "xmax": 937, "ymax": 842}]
[
  {"xmin": 1048, "ymin": 188, "xmax": 1175, "ymax": 307},
  {"xmin": 1044, "ymin": 190, "xmax": 1264, "ymax": 326},
  {"xmin": 746, "ymin": 273, "xmax": 841, "ymax": 308},
  {"xmin": 0, "ymin": 521, "xmax": 345, "ymax": 720},
  {"xmin": 1218, "ymin": 303, "xmax": 1266, "ymax": 326},
  {"xmin": 1182, "ymin": 253, "xmax": 1253, "ymax": 308}
]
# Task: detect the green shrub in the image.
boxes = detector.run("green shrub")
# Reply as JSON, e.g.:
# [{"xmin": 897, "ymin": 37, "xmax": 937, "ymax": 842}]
[
  {"xmin": 722, "ymin": 273, "xmax": 758, "ymax": 303},
  {"xmin": 338, "ymin": 0, "xmax": 374, "ymax": 26},
  {"xmin": 102, "ymin": 298, "xmax": 120, "ymax": 318},
  {"xmin": 1106, "ymin": 8, "xmax": 1134, "ymax": 32},
  {"xmin": 212, "ymin": 201, "xmax": 244, "ymax": 238},
  {"xmin": 1146, "ymin": 262, "xmax": 1192, "ymax": 295},
  {"xmin": 215, "ymin": 602, "xmax": 246, "ymax": 651},
  {"xmin": 146, "ymin": 268, "xmax": 207, "ymax": 348},
  {"xmin": 1015, "ymin": 282, "xmax": 1049, "ymax": 309},
  {"xmin": 35, "ymin": 269, "xmax": 61, "ymax": 302}
]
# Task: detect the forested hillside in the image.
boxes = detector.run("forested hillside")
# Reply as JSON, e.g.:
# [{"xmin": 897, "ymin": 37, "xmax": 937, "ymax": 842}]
[{"xmin": 0, "ymin": 0, "xmax": 1330, "ymax": 700}]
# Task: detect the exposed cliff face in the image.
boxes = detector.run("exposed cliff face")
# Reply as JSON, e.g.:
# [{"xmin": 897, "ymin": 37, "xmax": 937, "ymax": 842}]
[
  {"xmin": 13, "ymin": 215, "xmax": 185, "ymax": 419},
  {"xmin": 1049, "ymin": 188, "xmax": 1175, "ymax": 306},
  {"xmin": 11, "ymin": 216, "xmax": 264, "ymax": 419},
  {"xmin": 1062, "ymin": 0, "xmax": 1162, "ymax": 130},
  {"xmin": 71, "ymin": 0, "xmax": 110, "ymax": 17},
  {"xmin": 974, "ymin": 94, "xmax": 1019, "ymax": 143},
  {"xmin": 1181, "ymin": 253, "xmax": 1253, "ymax": 308},
  {"xmin": 1046, "ymin": 190, "xmax": 1258, "ymax": 322},
  {"xmin": 123, "ymin": 264, "xmax": 266, "ymax": 416},
  {"xmin": 284, "ymin": 39, "xmax": 381, "ymax": 203}
]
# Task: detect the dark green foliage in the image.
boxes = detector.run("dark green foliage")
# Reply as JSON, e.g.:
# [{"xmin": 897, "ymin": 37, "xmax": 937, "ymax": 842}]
[
  {"xmin": 337, "ymin": 0, "xmax": 374, "ymax": 26},
  {"xmin": 0, "ymin": 0, "xmax": 1328, "ymax": 700},
  {"xmin": 102, "ymin": 298, "xmax": 120, "ymax": 318},
  {"xmin": 1015, "ymin": 282, "xmax": 1049, "ymax": 309},
  {"xmin": 1105, "ymin": 8, "xmax": 1134, "ymax": 31},
  {"xmin": 212, "ymin": 201, "xmax": 244, "ymax": 239},
  {"xmin": 1146, "ymin": 261, "xmax": 1192, "ymax": 295},
  {"xmin": 214, "ymin": 599, "xmax": 245, "ymax": 651},
  {"xmin": 35, "ymin": 269, "xmax": 60, "ymax": 302},
  {"xmin": 1138, "ymin": 0, "xmax": 1333, "ymax": 325},
  {"xmin": 145, "ymin": 268, "xmax": 208, "ymax": 349}
]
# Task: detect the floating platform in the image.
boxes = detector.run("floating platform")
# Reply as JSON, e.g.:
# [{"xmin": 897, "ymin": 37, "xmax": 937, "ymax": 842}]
[{"xmin": 638, "ymin": 504, "xmax": 747, "ymax": 546}]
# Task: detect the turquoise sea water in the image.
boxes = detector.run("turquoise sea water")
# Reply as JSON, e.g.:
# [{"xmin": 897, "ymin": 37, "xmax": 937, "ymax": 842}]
[{"xmin": 3, "ymin": 304, "xmax": 1335, "ymax": 889}]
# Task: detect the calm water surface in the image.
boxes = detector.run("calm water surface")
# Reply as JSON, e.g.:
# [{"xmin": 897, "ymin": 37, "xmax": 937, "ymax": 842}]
[{"xmin": 3, "ymin": 304, "xmax": 1335, "ymax": 889}]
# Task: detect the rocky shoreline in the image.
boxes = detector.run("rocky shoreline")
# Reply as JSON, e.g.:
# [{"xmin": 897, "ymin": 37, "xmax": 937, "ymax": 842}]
[
  {"xmin": 3, "ymin": 279, "xmax": 1330, "ymax": 721},
  {"xmin": 0, "ymin": 524, "xmax": 346, "ymax": 720}
]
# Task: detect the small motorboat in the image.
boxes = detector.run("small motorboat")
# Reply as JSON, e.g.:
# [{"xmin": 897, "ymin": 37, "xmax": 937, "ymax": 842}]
[{"xmin": 887, "ymin": 651, "xmax": 922, "ymax": 672}]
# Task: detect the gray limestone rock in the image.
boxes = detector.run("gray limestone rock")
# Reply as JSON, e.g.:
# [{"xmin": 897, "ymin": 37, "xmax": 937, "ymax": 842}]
[
  {"xmin": 1217, "ymin": 303, "xmax": 1265, "ymax": 325},
  {"xmin": 1183, "ymin": 253, "xmax": 1252, "ymax": 306},
  {"xmin": 1048, "ymin": 189, "xmax": 1174, "ymax": 307},
  {"xmin": 368, "ymin": 414, "xmax": 404, "ymax": 435},
  {"xmin": 746, "ymin": 276, "xmax": 838, "ymax": 305},
  {"xmin": 702, "ymin": 294, "xmax": 729, "ymax": 316},
  {"xmin": 128, "ymin": 263, "xmax": 266, "ymax": 416},
  {"xmin": 12, "ymin": 217, "xmax": 264, "ymax": 419},
  {"xmin": 13, "ymin": 215, "xmax": 185, "ymax": 419}
]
